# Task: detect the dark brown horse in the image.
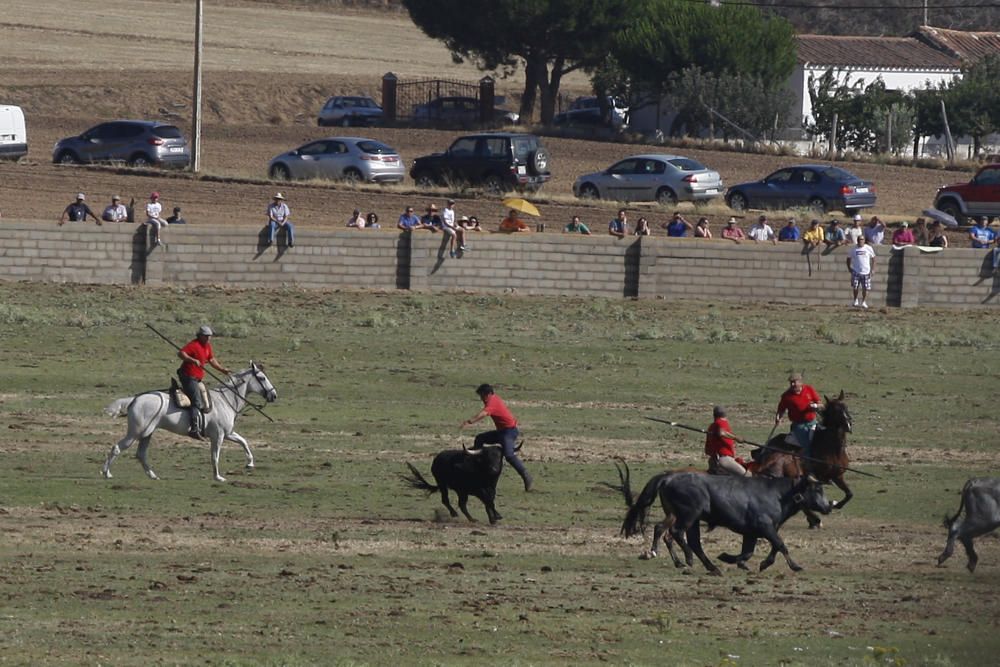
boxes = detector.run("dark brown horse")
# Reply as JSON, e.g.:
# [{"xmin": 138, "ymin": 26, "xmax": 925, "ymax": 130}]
[{"xmin": 752, "ymin": 391, "xmax": 853, "ymax": 527}]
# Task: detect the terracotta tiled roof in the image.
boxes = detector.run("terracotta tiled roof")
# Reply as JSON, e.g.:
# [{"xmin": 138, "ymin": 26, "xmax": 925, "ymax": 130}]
[
  {"xmin": 915, "ymin": 26, "xmax": 1000, "ymax": 63},
  {"xmin": 796, "ymin": 34, "xmax": 960, "ymax": 70}
]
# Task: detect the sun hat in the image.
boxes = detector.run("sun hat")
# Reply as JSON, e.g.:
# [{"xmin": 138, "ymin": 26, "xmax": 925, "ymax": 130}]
[
  {"xmin": 428, "ymin": 204, "xmax": 438, "ymax": 211},
  {"xmin": 76, "ymin": 193, "xmax": 86, "ymax": 201},
  {"xmin": 459, "ymin": 215, "xmax": 469, "ymax": 222},
  {"xmin": 197, "ymin": 325, "xmax": 214, "ymax": 336},
  {"xmin": 727, "ymin": 217, "xmax": 737, "ymax": 224},
  {"xmin": 853, "ymin": 213, "xmax": 863, "ymax": 221},
  {"xmin": 112, "ymin": 194, "xmax": 121, "ymax": 201},
  {"xmin": 274, "ymin": 193, "xmax": 285, "ymax": 200}
]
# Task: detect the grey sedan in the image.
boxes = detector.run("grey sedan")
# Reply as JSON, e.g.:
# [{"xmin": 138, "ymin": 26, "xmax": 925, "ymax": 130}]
[
  {"xmin": 573, "ymin": 154, "xmax": 723, "ymax": 205},
  {"xmin": 725, "ymin": 164, "xmax": 876, "ymax": 214},
  {"xmin": 267, "ymin": 137, "xmax": 405, "ymax": 184}
]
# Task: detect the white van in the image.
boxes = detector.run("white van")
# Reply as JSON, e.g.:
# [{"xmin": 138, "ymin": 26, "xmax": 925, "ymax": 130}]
[{"xmin": 0, "ymin": 105, "xmax": 28, "ymax": 161}]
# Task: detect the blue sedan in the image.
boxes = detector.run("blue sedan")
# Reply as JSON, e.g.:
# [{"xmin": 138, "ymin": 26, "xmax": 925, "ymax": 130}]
[{"xmin": 725, "ymin": 164, "xmax": 876, "ymax": 214}]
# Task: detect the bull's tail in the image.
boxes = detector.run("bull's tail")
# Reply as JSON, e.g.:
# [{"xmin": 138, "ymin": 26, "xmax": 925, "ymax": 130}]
[
  {"xmin": 401, "ymin": 463, "xmax": 438, "ymax": 495},
  {"xmin": 104, "ymin": 396, "xmax": 136, "ymax": 418},
  {"xmin": 942, "ymin": 479, "xmax": 973, "ymax": 528},
  {"xmin": 621, "ymin": 472, "xmax": 673, "ymax": 538}
]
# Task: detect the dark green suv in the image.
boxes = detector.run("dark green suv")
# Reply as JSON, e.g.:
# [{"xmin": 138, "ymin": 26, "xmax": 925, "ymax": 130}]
[{"xmin": 410, "ymin": 132, "xmax": 551, "ymax": 193}]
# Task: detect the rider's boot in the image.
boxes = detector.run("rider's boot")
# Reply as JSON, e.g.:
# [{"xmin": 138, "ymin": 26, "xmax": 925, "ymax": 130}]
[{"xmin": 188, "ymin": 408, "xmax": 204, "ymax": 440}]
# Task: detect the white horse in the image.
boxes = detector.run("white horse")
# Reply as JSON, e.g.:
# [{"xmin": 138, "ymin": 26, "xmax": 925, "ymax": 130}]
[{"xmin": 102, "ymin": 362, "xmax": 277, "ymax": 482}]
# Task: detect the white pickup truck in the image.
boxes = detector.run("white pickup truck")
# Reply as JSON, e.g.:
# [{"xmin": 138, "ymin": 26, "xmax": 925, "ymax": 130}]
[{"xmin": 0, "ymin": 105, "xmax": 28, "ymax": 161}]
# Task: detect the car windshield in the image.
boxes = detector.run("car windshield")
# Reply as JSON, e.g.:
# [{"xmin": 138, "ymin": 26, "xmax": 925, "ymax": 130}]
[
  {"xmin": 511, "ymin": 137, "xmax": 536, "ymax": 160},
  {"xmin": 357, "ymin": 140, "xmax": 395, "ymax": 155},
  {"xmin": 667, "ymin": 158, "xmax": 705, "ymax": 172},
  {"xmin": 152, "ymin": 125, "xmax": 183, "ymax": 139}
]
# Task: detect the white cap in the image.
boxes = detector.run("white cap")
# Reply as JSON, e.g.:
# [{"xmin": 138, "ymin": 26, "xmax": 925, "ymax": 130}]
[
  {"xmin": 853, "ymin": 213, "xmax": 863, "ymax": 221},
  {"xmin": 197, "ymin": 325, "xmax": 214, "ymax": 336},
  {"xmin": 76, "ymin": 193, "xmax": 86, "ymax": 201}
]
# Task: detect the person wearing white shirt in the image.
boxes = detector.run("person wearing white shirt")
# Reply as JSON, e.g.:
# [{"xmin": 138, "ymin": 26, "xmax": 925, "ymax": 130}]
[
  {"xmin": 102, "ymin": 195, "xmax": 128, "ymax": 222},
  {"xmin": 145, "ymin": 191, "xmax": 168, "ymax": 246},
  {"xmin": 845, "ymin": 214, "xmax": 865, "ymax": 245},
  {"xmin": 862, "ymin": 215, "xmax": 885, "ymax": 245},
  {"xmin": 846, "ymin": 235, "xmax": 877, "ymax": 308},
  {"xmin": 747, "ymin": 214, "xmax": 776, "ymax": 245},
  {"xmin": 441, "ymin": 198, "xmax": 467, "ymax": 258},
  {"xmin": 267, "ymin": 193, "xmax": 293, "ymax": 247}
]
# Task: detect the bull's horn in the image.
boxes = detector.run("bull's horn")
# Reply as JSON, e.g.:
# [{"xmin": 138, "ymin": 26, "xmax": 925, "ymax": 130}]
[
  {"xmin": 514, "ymin": 440, "xmax": 524, "ymax": 452},
  {"xmin": 806, "ymin": 474, "xmax": 819, "ymax": 483},
  {"xmin": 463, "ymin": 446, "xmax": 484, "ymax": 455}
]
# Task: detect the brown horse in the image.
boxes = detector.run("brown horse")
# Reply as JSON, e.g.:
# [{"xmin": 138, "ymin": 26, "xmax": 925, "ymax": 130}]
[{"xmin": 752, "ymin": 391, "xmax": 853, "ymax": 527}]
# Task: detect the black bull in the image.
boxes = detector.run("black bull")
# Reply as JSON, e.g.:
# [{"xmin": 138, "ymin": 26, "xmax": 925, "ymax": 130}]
[
  {"xmin": 402, "ymin": 444, "xmax": 519, "ymax": 525},
  {"xmin": 617, "ymin": 468, "xmax": 833, "ymax": 574}
]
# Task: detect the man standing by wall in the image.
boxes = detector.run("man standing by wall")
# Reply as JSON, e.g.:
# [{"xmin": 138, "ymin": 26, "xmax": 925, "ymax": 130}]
[{"xmin": 846, "ymin": 235, "xmax": 876, "ymax": 308}]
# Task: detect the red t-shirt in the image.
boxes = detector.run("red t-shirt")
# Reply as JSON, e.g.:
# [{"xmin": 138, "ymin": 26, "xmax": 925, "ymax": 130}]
[
  {"xmin": 179, "ymin": 339, "xmax": 212, "ymax": 381},
  {"xmin": 705, "ymin": 417, "xmax": 736, "ymax": 458},
  {"xmin": 484, "ymin": 394, "xmax": 517, "ymax": 429},
  {"xmin": 777, "ymin": 385, "xmax": 821, "ymax": 423}
]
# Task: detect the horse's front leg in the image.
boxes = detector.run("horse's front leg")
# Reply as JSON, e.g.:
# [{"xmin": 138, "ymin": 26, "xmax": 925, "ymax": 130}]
[
  {"xmin": 226, "ymin": 431, "xmax": 254, "ymax": 469},
  {"xmin": 831, "ymin": 475, "xmax": 853, "ymax": 510},
  {"xmin": 136, "ymin": 436, "xmax": 158, "ymax": 480},
  {"xmin": 210, "ymin": 432, "xmax": 226, "ymax": 483}
]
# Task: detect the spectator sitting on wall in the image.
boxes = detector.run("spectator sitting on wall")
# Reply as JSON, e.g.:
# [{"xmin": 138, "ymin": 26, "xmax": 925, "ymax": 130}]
[
  {"xmin": 461, "ymin": 215, "xmax": 482, "ymax": 232},
  {"xmin": 747, "ymin": 214, "xmax": 777, "ymax": 245},
  {"xmin": 694, "ymin": 217, "xmax": 712, "ymax": 239},
  {"xmin": 845, "ymin": 214, "xmax": 864, "ymax": 245},
  {"xmin": 863, "ymin": 215, "xmax": 885, "ymax": 245},
  {"xmin": 664, "ymin": 211, "xmax": 693, "ymax": 237},
  {"xmin": 145, "ymin": 192, "xmax": 168, "ymax": 246},
  {"xmin": 397, "ymin": 205, "xmax": 421, "ymax": 231},
  {"xmin": 914, "ymin": 217, "xmax": 929, "ymax": 245},
  {"xmin": 721, "ymin": 217, "xmax": 744, "ymax": 243},
  {"xmin": 564, "ymin": 215, "xmax": 591, "ymax": 235},
  {"xmin": 266, "ymin": 192, "xmax": 293, "ymax": 247},
  {"xmin": 59, "ymin": 192, "xmax": 101, "ymax": 226},
  {"xmin": 166, "ymin": 207, "xmax": 187, "ymax": 224},
  {"xmin": 824, "ymin": 219, "xmax": 846, "ymax": 249},
  {"xmin": 802, "ymin": 219, "xmax": 824, "ymax": 251},
  {"xmin": 968, "ymin": 216, "xmax": 996, "ymax": 248},
  {"xmin": 499, "ymin": 209, "xmax": 531, "ymax": 233},
  {"xmin": 928, "ymin": 221, "xmax": 949, "ymax": 248},
  {"xmin": 608, "ymin": 209, "xmax": 628, "ymax": 238},
  {"xmin": 778, "ymin": 217, "xmax": 800, "ymax": 242},
  {"xmin": 347, "ymin": 208, "xmax": 365, "ymax": 228},
  {"xmin": 892, "ymin": 221, "xmax": 915, "ymax": 246},
  {"xmin": 101, "ymin": 194, "xmax": 128, "ymax": 223},
  {"xmin": 634, "ymin": 216, "xmax": 651, "ymax": 236},
  {"xmin": 421, "ymin": 204, "xmax": 443, "ymax": 231}
]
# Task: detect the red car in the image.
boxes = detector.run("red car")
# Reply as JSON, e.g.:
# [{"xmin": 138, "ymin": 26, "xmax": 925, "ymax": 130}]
[{"xmin": 933, "ymin": 164, "xmax": 1000, "ymax": 223}]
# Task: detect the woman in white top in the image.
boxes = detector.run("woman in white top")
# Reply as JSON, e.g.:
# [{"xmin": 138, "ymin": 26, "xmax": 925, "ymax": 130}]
[{"xmin": 145, "ymin": 192, "xmax": 168, "ymax": 246}]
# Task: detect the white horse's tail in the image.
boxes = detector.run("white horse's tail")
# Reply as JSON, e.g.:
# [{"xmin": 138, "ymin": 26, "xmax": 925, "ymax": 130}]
[{"xmin": 104, "ymin": 397, "xmax": 135, "ymax": 418}]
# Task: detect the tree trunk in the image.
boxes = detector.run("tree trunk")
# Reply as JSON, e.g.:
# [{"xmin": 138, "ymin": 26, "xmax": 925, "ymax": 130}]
[
  {"xmin": 538, "ymin": 56, "xmax": 563, "ymax": 125},
  {"xmin": 519, "ymin": 53, "xmax": 539, "ymax": 122}
]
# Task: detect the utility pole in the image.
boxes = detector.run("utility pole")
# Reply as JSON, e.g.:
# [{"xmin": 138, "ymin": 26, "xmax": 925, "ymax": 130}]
[
  {"xmin": 923, "ymin": 0, "xmax": 929, "ymax": 26},
  {"xmin": 191, "ymin": 0, "xmax": 204, "ymax": 173}
]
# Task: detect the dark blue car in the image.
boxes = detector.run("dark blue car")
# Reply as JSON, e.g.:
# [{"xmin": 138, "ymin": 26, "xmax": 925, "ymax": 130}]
[{"xmin": 725, "ymin": 164, "xmax": 876, "ymax": 214}]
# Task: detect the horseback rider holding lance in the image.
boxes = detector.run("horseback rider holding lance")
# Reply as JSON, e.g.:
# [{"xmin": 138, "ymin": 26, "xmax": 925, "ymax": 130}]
[
  {"xmin": 177, "ymin": 325, "xmax": 231, "ymax": 440},
  {"xmin": 705, "ymin": 406, "xmax": 752, "ymax": 477},
  {"xmin": 774, "ymin": 372, "xmax": 822, "ymax": 457}
]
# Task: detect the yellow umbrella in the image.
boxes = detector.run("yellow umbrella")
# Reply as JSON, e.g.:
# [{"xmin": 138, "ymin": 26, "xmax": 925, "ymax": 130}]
[{"xmin": 501, "ymin": 197, "xmax": 540, "ymax": 217}]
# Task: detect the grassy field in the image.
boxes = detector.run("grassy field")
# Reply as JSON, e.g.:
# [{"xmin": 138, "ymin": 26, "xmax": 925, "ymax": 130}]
[{"xmin": 2, "ymin": 283, "xmax": 999, "ymax": 666}]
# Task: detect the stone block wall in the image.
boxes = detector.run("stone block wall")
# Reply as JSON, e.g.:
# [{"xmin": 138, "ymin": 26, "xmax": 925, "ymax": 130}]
[{"xmin": 0, "ymin": 221, "xmax": 142, "ymax": 284}]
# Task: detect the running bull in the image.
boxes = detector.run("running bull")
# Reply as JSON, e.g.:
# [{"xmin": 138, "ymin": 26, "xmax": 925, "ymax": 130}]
[{"xmin": 937, "ymin": 477, "xmax": 1000, "ymax": 573}]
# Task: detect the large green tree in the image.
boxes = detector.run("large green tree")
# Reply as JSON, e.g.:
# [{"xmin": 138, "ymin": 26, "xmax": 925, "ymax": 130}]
[
  {"xmin": 611, "ymin": 0, "xmax": 796, "ymax": 104},
  {"xmin": 401, "ymin": 0, "xmax": 634, "ymax": 123}
]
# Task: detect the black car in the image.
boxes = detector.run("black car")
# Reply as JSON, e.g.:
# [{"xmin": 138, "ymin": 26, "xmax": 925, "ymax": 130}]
[
  {"xmin": 725, "ymin": 164, "xmax": 877, "ymax": 214},
  {"xmin": 409, "ymin": 132, "xmax": 550, "ymax": 193}
]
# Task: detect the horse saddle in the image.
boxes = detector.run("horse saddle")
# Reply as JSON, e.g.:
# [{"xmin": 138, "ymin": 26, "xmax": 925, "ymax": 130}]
[{"xmin": 170, "ymin": 378, "xmax": 191, "ymax": 408}]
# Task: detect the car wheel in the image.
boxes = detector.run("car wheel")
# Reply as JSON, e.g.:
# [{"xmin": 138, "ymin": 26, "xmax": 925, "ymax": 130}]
[
  {"xmin": 655, "ymin": 187, "xmax": 678, "ymax": 206},
  {"xmin": 340, "ymin": 117, "xmax": 352, "ymax": 127},
  {"xmin": 413, "ymin": 171, "xmax": 436, "ymax": 189},
  {"xmin": 129, "ymin": 154, "xmax": 154, "ymax": 168},
  {"xmin": 342, "ymin": 168, "xmax": 364, "ymax": 185},
  {"xmin": 578, "ymin": 183, "xmax": 600, "ymax": 200},
  {"xmin": 529, "ymin": 148, "xmax": 549, "ymax": 175},
  {"xmin": 808, "ymin": 197, "xmax": 827, "ymax": 214},
  {"xmin": 269, "ymin": 164, "xmax": 291, "ymax": 181},
  {"xmin": 937, "ymin": 200, "xmax": 965, "ymax": 224},
  {"xmin": 482, "ymin": 174, "xmax": 506, "ymax": 195},
  {"xmin": 727, "ymin": 192, "xmax": 748, "ymax": 211},
  {"xmin": 55, "ymin": 151, "xmax": 80, "ymax": 165}
]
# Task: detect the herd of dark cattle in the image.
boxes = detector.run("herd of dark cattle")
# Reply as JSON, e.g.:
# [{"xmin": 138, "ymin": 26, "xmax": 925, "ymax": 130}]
[{"xmin": 401, "ymin": 403, "xmax": 1000, "ymax": 575}]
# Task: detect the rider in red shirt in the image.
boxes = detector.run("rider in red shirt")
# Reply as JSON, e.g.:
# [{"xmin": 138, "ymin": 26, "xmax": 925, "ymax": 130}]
[
  {"xmin": 705, "ymin": 406, "xmax": 750, "ymax": 477},
  {"xmin": 460, "ymin": 384, "xmax": 532, "ymax": 491},
  {"xmin": 774, "ymin": 372, "xmax": 822, "ymax": 454},
  {"xmin": 177, "ymin": 325, "xmax": 230, "ymax": 439}
]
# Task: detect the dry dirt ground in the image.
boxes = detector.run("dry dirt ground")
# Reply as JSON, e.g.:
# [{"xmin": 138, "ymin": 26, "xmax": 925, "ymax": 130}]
[{"xmin": 0, "ymin": 0, "xmax": 977, "ymax": 236}]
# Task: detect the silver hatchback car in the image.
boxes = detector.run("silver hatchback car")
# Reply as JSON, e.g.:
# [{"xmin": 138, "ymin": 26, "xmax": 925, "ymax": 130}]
[
  {"xmin": 573, "ymin": 154, "xmax": 723, "ymax": 205},
  {"xmin": 52, "ymin": 120, "xmax": 190, "ymax": 168},
  {"xmin": 267, "ymin": 136, "xmax": 405, "ymax": 184}
]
